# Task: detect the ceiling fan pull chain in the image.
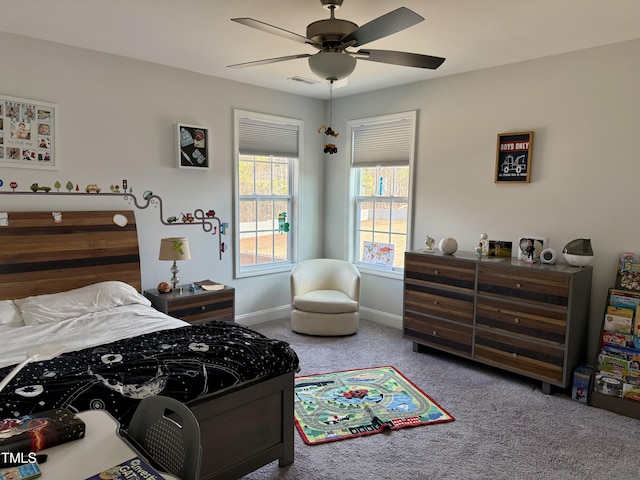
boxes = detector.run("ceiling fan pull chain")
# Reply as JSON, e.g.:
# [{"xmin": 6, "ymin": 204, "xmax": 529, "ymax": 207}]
[
  {"xmin": 319, "ymin": 79, "xmax": 339, "ymax": 154},
  {"xmin": 329, "ymin": 79, "xmax": 334, "ymax": 127}
]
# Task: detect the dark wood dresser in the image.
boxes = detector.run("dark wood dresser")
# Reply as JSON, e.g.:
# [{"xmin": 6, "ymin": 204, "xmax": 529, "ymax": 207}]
[{"xmin": 403, "ymin": 250, "xmax": 592, "ymax": 393}]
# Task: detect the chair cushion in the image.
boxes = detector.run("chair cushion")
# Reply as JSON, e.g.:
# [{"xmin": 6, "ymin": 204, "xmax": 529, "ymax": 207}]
[
  {"xmin": 293, "ymin": 290, "xmax": 358, "ymax": 314},
  {"xmin": 291, "ymin": 310, "xmax": 359, "ymax": 336}
]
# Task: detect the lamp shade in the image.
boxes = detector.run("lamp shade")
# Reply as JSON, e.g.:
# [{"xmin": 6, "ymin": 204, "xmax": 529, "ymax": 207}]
[
  {"xmin": 308, "ymin": 51, "xmax": 357, "ymax": 80},
  {"xmin": 159, "ymin": 237, "xmax": 191, "ymax": 261}
]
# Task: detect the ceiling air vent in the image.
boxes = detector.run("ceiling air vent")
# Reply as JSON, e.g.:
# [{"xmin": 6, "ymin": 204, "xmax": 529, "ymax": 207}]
[{"xmin": 287, "ymin": 76, "xmax": 320, "ymax": 85}]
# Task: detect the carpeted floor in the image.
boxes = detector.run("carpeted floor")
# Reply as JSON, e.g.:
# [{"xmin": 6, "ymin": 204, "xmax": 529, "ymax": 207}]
[{"xmin": 242, "ymin": 318, "xmax": 639, "ymax": 480}]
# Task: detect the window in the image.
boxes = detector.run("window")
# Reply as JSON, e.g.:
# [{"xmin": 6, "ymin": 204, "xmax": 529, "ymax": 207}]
[
  {"xmin": 349, "ymin": 111, "xmax": 416, "ymax": 274},
  {"xmin": 234, "ymin": 110, "xmax": 301, "ymax": 277}
]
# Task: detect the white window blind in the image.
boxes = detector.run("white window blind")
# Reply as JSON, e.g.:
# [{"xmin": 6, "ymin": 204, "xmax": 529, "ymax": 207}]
[
  {"xmin": 352, "ymin": 118, "xmax": 413, "ymax": 167},
  {"xmin": 238, "ymin": 118, "xmax": 299, "ymax": 157}
]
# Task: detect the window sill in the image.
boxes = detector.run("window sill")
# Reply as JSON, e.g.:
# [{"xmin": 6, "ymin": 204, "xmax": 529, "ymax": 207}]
[
  {"xmin": 355, "ymin": 263, "xmax": 404, "ymax": 280},
  {"xmin": 235, "ymin": 262, "xmax": 294, "ymax": 279}
]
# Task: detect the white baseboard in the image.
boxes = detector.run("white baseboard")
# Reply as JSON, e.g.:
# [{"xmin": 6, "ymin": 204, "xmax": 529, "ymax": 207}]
[
  {"xmin": 236, "ymin": 305, "xmax": 291, "ymax": 326},
  {"xmin": 359, "ymin": 306, "xmax": 402, "ymax": 330},
  {"xmin": 238, "ymin": 305, "xmax": 401, "ymax": 331}
]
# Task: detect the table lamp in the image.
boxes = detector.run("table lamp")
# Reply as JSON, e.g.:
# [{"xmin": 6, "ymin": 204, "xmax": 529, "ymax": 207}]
[
  {"xmin": 159, "ymin": 237, "xmax": 191, "ymax": 289},
  {"xmin": 0, "ymin": 343, "xmax": 66, "ymax": 392}
]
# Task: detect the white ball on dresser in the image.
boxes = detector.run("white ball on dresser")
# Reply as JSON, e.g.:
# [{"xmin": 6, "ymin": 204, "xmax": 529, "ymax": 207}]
[{"xmin": 438, "ymin": 237, "xmax": 458, "ymax": 255}]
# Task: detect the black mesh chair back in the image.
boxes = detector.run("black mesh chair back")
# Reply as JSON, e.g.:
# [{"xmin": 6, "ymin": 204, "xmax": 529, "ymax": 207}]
[{"xmin": 126, "ymin": 395, "xmax": 202, "ymax": 480}]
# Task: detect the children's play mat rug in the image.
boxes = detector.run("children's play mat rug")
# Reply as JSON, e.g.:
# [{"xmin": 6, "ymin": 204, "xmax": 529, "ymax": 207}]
[{"xmin": 294, "ymin": 366, "xmax": 454, "ymax": 444}]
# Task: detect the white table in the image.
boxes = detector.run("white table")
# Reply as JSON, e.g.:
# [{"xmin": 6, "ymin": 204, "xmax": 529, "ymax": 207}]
[{"xmin": 39, "ymin": 410, "xmax": 178, "ymax": 479}]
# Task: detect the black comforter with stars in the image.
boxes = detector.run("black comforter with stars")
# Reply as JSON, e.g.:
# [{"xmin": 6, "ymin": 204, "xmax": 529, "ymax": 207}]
[{"xmin": 0, "ymin": 322, "xmax": 299, "ymax": 427}]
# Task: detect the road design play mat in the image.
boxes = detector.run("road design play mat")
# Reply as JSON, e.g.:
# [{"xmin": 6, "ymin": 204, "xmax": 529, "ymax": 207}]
[{"xmin": 294, "ymin": 365, "xmax": 454, "ymax": 444}]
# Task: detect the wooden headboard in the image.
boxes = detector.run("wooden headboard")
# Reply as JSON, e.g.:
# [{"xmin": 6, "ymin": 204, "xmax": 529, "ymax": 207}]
[{"xmin": 0, "ymin": 210, "xmax": 141, "ymax": 300}]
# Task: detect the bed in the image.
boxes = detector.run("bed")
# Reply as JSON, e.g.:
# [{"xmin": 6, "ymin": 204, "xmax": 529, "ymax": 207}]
[{"xmin": 0, "ymin": 210, "xmax": 298, "ymax": 480}]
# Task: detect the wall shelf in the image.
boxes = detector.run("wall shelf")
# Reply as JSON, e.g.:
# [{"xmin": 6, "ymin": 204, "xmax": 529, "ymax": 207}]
[{"xmin": 0, "ymin": 191, "xmax": 226, "ymax": 259}]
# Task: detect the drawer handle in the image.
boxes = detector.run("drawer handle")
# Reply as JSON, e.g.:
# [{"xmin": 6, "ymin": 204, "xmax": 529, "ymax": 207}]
[
  {"xmin": 515, "ymin": 283, "xmax": 522, "ymax": 288},
  {"xmin": 513, "ymin": 318, "xmax": 520, "ymax": 324},
  {"xmin": 432, "ymin": 330, "xmax": 438, "ymax": 336},
  {"xmin": 201, "ymin": 305, "xmax": 206, "ymax": 311},
  {"xmin": 512, "ymin": 352, "xmax": 518, "ymax": 357},
  {"xmin": 434, "ymin": 269, "xmax": 439, "ymax": 275},
  {"xmin": 433, "ymin": 300, "xmax": 438, "ymax": 305}
]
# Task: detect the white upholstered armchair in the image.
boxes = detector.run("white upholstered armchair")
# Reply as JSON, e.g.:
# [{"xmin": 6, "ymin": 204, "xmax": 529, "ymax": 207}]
[{"xmin": 290, "ymin": 258, "xmax": 360, "ymax": 336}]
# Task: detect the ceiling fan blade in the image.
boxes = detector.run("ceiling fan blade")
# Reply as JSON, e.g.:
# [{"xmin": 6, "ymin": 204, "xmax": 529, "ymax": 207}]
[
  {"xmin": 231, "ymin": 18, "xmax": 320, "ymax": 48},
  {"xmin": 228, "ymin": 53, "xmax": 311, "ymax": 69},
  {"xmin": 356, "ymin": 49, "xmax": 445, "ymax": 69},
  {"xmin": 340, "ymin": 7, "xmax": 424, "ymax": 47}
]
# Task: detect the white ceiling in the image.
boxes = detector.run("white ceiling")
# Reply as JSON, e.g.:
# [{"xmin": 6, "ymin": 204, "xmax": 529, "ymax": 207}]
[{"xmin": 1, "ymin": 0, "xmax": 640, "ymax": 99}]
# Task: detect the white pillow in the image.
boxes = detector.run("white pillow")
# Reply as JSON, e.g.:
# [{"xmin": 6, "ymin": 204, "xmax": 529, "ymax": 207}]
[
  {"xmin": 15, "ymin": 281, "xmax": 151, "ymax": 325},
  {"xmin": 0, "ymin": 300, "xmax": 25, "ymax": 327}
]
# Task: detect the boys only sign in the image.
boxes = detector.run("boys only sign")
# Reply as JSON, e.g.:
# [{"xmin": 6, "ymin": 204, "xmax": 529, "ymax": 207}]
[{"xmin": 495, "ymin": 131, "xmax": 534, "ymax": 183}]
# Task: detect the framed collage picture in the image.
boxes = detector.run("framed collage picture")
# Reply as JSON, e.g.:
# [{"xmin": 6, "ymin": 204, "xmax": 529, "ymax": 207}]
[
  {"xmin": 0, "ymin": 94, "xmax": 58, "ymax": 170},
  {"xmin": 177, "ymin": 123, "xmax": 209, "ymax": 169},
  {"xmin": 495, "ymin": 131, "xmax": 533, "ymax": 183},
  {"xmin": 517, "ymin": 236, "xmax": 548, "ymax": 261}
]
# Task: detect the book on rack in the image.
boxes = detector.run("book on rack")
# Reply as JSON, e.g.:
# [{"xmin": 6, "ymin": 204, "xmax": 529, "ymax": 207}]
[
  {"xmin": 0, "ymin": 409, "xmax": 85, "ymax": 455},
  {"xmin": 604, "ymin": 305, "xmax": 634, "ymax": 334},
  {"xmin": 617, "ymin": 252, "xmax": 640, "ymax": 292},
  {"xmin": 85, "ymin": 457, "xmax": 167, "ymax": 480},
  {"xmin": 598, "ymin": 354, "xmax": 629, "ymax": 380}
]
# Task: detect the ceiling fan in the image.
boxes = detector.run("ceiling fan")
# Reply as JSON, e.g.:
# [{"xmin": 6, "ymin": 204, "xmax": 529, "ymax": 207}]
[{"xmin": 228, "ymin": 0, "xmax": 445, "ymax": 81}]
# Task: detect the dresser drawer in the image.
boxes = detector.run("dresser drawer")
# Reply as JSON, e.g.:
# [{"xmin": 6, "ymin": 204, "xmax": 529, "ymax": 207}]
[
  {"xmin": 404, "ymin": 310, "xmax": 473, "ymax": 356},
  {"xmin": 404, "ymin": 283, "xmax": 474, "ymax": 325},
  {"xmin": 476, "ymin": 296, "xmax": 567, "ymax": 345},
  {"xmin": 146, "ymin": 287, "xmax": 235, "ymax": 325},
  {"xmin": 167, "ymin": 291, "xmax": 235, "ymax": 323},
  {"xmin": 405, "ymin": 253, "xmax": 475, "ymax": 290},
  {"xmin": 474, "ymin": 329, "xmax": 564, "ymax": 384},
  {"xmin": 477, "ymin": 264, "xmax": 570, "ymax": 306}
]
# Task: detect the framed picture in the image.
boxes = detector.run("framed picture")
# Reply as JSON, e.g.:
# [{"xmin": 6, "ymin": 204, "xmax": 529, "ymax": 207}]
[
  {"xmin": 489, "ymin": 240, "xmax": 513, "ymax": 258},
  {"xmin": 517, "ymin": 236, "xmax": 548, "ymax": 261},
  {"xmin": 495, "ymin": 131, "xmax": 533, "ymax": 183},
  {"xmin": 177, "ymin": 123, "xmax": 209, "ymax": 169},
  {"xmin": 0, "ymin": 94, "xmax": 59, "ymax": 170}
]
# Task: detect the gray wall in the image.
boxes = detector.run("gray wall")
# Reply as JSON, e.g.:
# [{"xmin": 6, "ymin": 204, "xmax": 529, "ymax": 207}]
[
  {"xmin": 326, "ymin": 38, "xmax": 640, "ymax": 361},
  {"xmin": 0, "ymin": 32, "xmax": 325, "ymax": 322},
  {"xmin": 2, "ymin": 31, "xmax": 640, "ymax": 361}
]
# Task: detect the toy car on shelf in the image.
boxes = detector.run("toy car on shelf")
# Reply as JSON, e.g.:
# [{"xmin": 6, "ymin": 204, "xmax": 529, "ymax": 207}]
[
  {"xmin": 30, "ymin": 183, "xmax": 51, "ymax": 192},
  {"xmin": 85, "ymin": 184, "xmax": 101, "ymax": 193}
]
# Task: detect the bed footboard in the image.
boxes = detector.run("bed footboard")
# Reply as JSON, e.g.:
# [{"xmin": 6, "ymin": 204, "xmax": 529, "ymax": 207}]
[{"xmin": 188, "ymin": 371, "xmax": 295, "ymax": 480}]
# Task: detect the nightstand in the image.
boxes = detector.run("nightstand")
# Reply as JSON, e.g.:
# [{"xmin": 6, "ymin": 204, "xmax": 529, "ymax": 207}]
[{"xmin": 144, "ymin": 284, "xmax": 235, "ymax": 324}]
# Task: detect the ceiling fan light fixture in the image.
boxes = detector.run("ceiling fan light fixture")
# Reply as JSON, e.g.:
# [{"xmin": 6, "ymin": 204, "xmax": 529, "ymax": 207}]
[
  {"xmin": 321, "ymin": 0, "xmax": 343, "ymax": 10},
  {"xmin": 308, "ymin": 51, "xmax": 357, "ymax": 80}
]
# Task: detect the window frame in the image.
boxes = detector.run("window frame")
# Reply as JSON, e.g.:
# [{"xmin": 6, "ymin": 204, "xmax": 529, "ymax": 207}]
[
  {"xmin": 233, "ymin": 110, "xmax": 301, "ymax": 278},
  {"xmin": 347, "ymin": 111, "xmax": 417, "ymax": 278}
]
